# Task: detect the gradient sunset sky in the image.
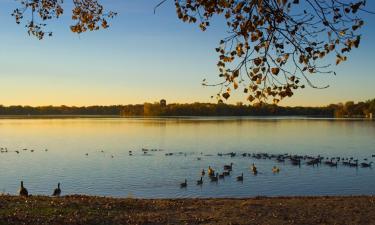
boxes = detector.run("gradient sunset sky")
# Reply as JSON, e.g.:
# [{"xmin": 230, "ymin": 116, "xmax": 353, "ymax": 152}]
[{"xmin": 0, "ymin": 0, "xmax": 374, "ymax": 106}]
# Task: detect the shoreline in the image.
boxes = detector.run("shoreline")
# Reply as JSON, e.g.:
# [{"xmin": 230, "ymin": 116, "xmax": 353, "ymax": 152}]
[
  {"xmin": 0, "ymin": 115, "xmax": 372, "ymax": 120},
  {"xmin": 1, "ymin": 195, "xmax": 374, "ymax": 224}
]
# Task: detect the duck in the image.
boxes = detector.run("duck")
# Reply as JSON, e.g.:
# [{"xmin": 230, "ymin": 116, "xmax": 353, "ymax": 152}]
[
  {"xmin": 210, "ymin": 173, "xmax": 218, "ymax": 182},
  {"xmin": 52, "ymin": 183, "xmax": 61, "ymax": 197},
  {"xmin": 272, "ymin": 166, "xmax": 280, "ymax": 173},
  {"xmin": 18, "ymin": 181, "xmax": 28, "ymax": 197},
  {"xmin": 236, "ymin": 173, "xmax": 243, "ymax": 181},
  {"xmin": 180, "ymin": 179, "xmax": 187, "ymax": 188},
  {"xmin": 197, "ymin": 177, "xmax": 203, "ymax": 185},
  {"xmin": 224, "ymin": 163, "xmax": 233, "ymax": 170}
]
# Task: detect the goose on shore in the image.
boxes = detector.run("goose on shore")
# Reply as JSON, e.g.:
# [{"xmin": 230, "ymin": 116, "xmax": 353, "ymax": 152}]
[
  {"xmin": 52, "ymin": 183, "xmax": 61, "ymax": 197},
  {"xmin": 180, "ymin": 179, "xmax": 187, "ymax": 188},
  {"xmin": 18, "ymin": 181, "xmax": 28, "ymax": 197},
  {"xmin": 197, "ymin": 177, "xmax": 203, "ymax": 185},
  {"xmin": 236, "ymin": 173, "xmax": 243, "ymax": 181}
]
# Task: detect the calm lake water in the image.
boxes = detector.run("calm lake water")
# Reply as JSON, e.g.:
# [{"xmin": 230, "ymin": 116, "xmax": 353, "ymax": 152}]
[{"xmin": 0, "ymin": 117, "xmax": 374, "ymax": 198}]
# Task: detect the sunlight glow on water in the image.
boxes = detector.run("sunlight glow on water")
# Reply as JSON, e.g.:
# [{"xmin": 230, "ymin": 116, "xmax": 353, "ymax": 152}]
[{"xmin": 0, "ymin": 117, "xmax": 374, "ymax": 198}]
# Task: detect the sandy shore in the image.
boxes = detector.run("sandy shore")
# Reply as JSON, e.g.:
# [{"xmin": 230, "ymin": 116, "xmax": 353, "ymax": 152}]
[{"xmin": 0, "ymin": 195, "xmax": 374, "ymax": 224}]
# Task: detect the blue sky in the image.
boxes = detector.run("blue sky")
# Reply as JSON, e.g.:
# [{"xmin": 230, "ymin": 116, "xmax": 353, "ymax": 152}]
[{"xmin": 0, "ymin": 0, "xmax": 374, "ymax": 106}]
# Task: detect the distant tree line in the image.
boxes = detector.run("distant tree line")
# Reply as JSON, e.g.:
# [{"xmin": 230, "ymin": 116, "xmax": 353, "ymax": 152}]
[
  {"xmin": 1, "ymin": 99, "xmax": 373, "ymax": 118},
  {"xmin": 0, "ymin": 105, "xmax": 124, "ymax": 116}
]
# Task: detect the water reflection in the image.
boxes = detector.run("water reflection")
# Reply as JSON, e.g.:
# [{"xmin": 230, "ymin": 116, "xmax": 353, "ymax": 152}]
[{"xmin": 0, "ymin": 117, "xmax": 374, "ymax": 198}]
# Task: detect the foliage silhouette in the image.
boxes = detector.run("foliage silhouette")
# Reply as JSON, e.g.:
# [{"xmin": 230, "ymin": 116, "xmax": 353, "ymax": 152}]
[{"xmin": 11, "ymin": 0, "xmax": 372, "ymax": 103}]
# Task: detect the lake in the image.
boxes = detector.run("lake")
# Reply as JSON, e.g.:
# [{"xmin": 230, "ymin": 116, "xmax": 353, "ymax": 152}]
[{"xmin": 0, "ymin": 117, "xmax": 374, "ymax": 198}]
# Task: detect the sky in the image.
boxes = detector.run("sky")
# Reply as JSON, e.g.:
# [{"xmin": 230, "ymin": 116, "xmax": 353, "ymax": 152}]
[{"xmin": 0, "ymin": 0, "xmax": 374, "ymax": 107}]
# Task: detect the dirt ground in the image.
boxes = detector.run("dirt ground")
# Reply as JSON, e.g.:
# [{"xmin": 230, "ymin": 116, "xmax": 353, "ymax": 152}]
[{"xmin": 0, "ymin": 195, "xmax": 374, "ymax": 225}]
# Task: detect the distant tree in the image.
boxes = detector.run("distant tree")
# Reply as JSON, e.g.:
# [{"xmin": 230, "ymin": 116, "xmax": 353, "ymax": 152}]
[{"xmin": 11, "ymin": 0, "xmax": 372, "ymax": 103}]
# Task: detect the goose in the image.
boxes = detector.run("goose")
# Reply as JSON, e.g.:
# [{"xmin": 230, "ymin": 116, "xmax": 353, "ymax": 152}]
[
  {"xmin": 223, "ymin": 171, "xmax": 230, "ymax": 176},
  {"xmin": 361, "ymin": 162, "xmax": 373, "ymax": 168},
  {"xmin": 219, "ymin": 173, "xmax": 225, "ymax": 179},
  {"xmin": 180, "ymin": 179, "xmax": 187, "ymax": 188},
  {"xmin": 210, "ymin": 173, "xmax": 218, "ymax": 182},
  {"xmin": 201, "ymin": 169, "xmax": 205, "ymax": 176},
  {"xmin": 236, "ymin": 173, "xmax": 243, "ymax": 181},
  {"xmin": 272, "ymin": 166, "xmax": 280, "ymax": 173},
  {"xmin": 197, "ymin": 177, "xmax": 203, "ymax": 185},
  {"xmin": 224, "ymin": 163, "xmax": 233, "ymax": 170},
  {"xmin": 52, "ymin": 183, "xmax": 61, "ymax": 197},
  {"xmin": 15, "ymin": 151, "xmax": 19, "ymax": 154},
  {"xmin": 85, "ymin": 153, "xmax": 88, "ymax": 156},
  {"xmin": 349, "ymin": 160, "xmax": 359, "ymax": 167},
  {"xmin": 251, "ymin": 163, "xmax": 258, "ymax": 174},
  {"xmin": 208, "ymin": 166, "xmax": 215, "ymax": 177},
  {"xmin": 18, "ymin": 181, "xmax": 28, "ymax": 197}
]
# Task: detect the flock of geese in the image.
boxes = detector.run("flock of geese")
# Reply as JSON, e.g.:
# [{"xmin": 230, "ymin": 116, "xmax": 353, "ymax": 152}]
[
  {"xmin": 0, "ymin": 147, "xmax": 48, "ymax": 154},
  {"xmin": 180, "ymin": 162, "xmax": 277, "ymax": 188},
  {"xmin": 17, "ymin": 181, "xmax": 61, "ymax": 197},
  {"xmin": 3, "ymin": 147, "xmax": 374, "ymax": 195},
  {"xmin": 179, "ymin": 152, "xmax": 374, "ymax": 187}
]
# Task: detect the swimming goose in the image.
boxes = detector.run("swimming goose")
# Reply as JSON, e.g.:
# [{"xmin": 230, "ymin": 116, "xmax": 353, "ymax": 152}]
[
  {"xmin": 272, "ymin": 166, "xmax": 280, "ymax": 173},
  {"xmin": 219, "ymin": 173, "xmax": 225, "ymax": 179},
  {"xmin": 208, "ymin": 166, "xmax": 215, "ymax": 177},
  {"xmin": 180, "ymin": 179, "xmax": 187, "ymax": 188},
  {"xmin": 251, "ymin": 163, "xmax": 258, "ymax": 174},
  {"xmin": 361, "ymin": 162, "xmax": 373, "ymax": 168},
  {"xmin": 210, "ymin": 173, "xmax": 218, "ymax": 182},
  {"xmin": 52, "ymin": 183, "xmax": 61, "ymax": 197},
  {"xmin": 201, "ymin": 169, "xmax": 205, "ymax": 176},
  {"xmin": 236, "ymin": 173, "xmax": 243, "ymax": 181},
  {"xmin": 224, "ymin": 163, "xmax": 233, "ymax": 170},
  {"xmin": 197, "ymin": 177, "xmax": 203, "ymax": 185},
  {"xmin": 223, "ymin": 171, "xmax": 230, "ymax": 176},
  {"xmin": 18, "ymin": 181, "xmax": 28, "ymax": 197}
]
